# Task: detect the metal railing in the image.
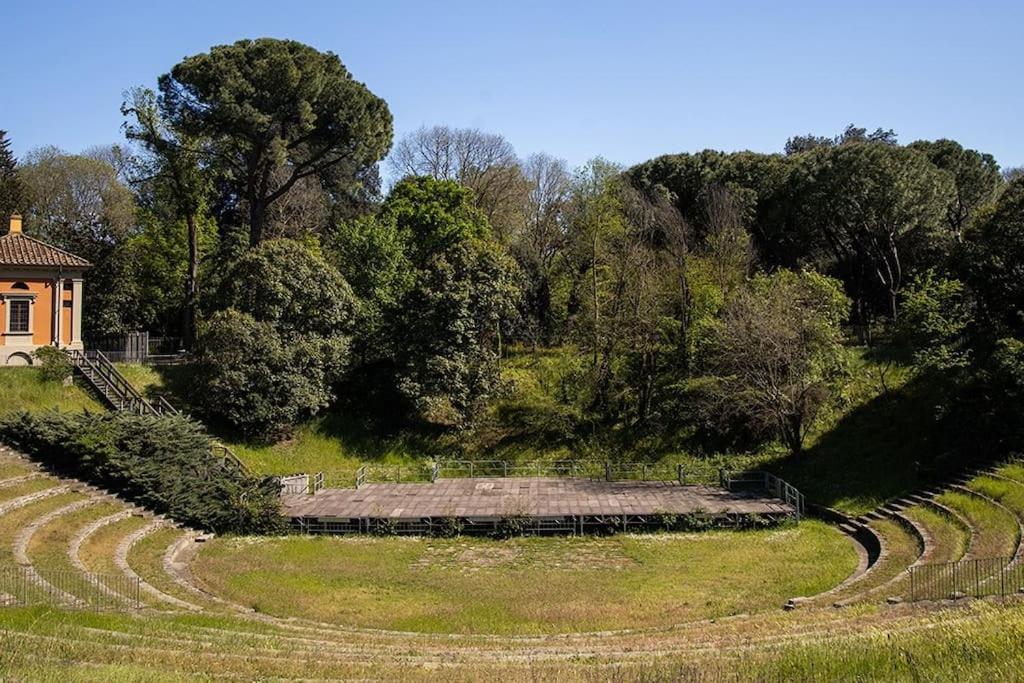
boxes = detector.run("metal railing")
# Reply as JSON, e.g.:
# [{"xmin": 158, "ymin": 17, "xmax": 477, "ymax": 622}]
[
  {"xmin": 279, "ymin": 474, "xmax": 310, "ymax": 495},
  {"xmin": 72, "ymin": 349, "xmax": 156, "ymax": 416},
  {"xmin": 211, "ymin": 444, "xmax": 249, "ymax": 476},
  {"xmin": 0, "ymin": 565, "xmax": 141, "ymax": 611},
  {"xmin": 908, "ymin": 557, "xmax": 1023, "ymax": 602},
  {"xmin": 720, "ymin": 470, "xmax": 805, "ymax": 519},
  {"xmin": 85, "ymin": 332, "xmax": 186, "ymax": 365},
  {"xmin": 329, "ymin": 460, "xmax": 710, "ymax": 490}
]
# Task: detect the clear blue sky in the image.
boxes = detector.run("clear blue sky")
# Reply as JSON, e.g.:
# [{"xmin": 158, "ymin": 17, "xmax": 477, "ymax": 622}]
[{"xmin": 2, "ymin": 0, "xmax": 1022, "ymax": 170}]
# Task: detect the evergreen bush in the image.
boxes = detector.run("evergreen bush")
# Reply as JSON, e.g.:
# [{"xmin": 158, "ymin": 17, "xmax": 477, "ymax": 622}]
[{"xmin": 0, "ymin": 410, "xmax": 283, "ymax": 534}]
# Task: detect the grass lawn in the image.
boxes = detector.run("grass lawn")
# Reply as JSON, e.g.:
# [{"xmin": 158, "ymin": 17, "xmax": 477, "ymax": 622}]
[
  {"xmin": 937, "ymin": 491, "xmax": 1020, "ymax": 559},
  {"xmin": 0, "ymin": 367, "xmax": 101, "ymax": 413},
  {"xmin": 192, "ymin": 520, "xmax": 856, "ymax": 634}
]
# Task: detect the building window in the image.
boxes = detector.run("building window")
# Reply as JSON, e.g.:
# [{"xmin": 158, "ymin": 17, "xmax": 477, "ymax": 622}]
[
  {"xmin": 8, "ymin": 300, "xmax": 30, "ymax": 333},
  {"xmin": 11, "ymin": 282, "xmax": 29, "ymax": 291}
]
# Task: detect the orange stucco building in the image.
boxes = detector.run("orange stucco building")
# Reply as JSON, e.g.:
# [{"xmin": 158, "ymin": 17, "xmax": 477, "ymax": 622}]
[{"xmin": 0, "ymin": 215, "xmax": 90, "ymax": 365}]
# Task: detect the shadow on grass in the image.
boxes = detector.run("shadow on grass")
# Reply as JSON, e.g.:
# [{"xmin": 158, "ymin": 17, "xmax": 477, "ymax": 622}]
[{"xmin": 768, "ymin": 373, "xmax": 982, "ymax": 514}]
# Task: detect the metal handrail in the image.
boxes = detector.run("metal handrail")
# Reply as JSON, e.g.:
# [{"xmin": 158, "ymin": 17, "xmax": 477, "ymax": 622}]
[
  {"xmin": 721, "ymin": 469, "xmax": 804, "ymax": 519},
  {"xmin": 331, "ymin": 460, "xmax": 698, "ymax": 489}
]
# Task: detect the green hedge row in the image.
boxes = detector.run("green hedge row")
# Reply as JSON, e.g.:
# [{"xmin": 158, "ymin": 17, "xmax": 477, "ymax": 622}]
[{"xmin": 0, "ymin": 410, "xmax": 283, "ymax": 534}]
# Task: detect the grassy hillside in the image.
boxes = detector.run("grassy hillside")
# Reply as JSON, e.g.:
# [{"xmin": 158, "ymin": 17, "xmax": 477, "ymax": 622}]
[
  {"xmin": 0, "ymin": 368, "xmax": 102, "ymax": 412},
  {"xmin": 0, "ymin": 343, "xmax": 976, "ymax": 516}
]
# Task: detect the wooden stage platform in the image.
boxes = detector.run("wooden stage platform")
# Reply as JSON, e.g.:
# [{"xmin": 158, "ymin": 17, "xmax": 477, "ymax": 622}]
[{"xmin": 282, "ymin": 477, "xmax": 796, "ymax": 535}]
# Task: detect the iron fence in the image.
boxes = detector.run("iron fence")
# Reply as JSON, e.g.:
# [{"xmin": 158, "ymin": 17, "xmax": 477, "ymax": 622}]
[
  {"xmin": 85, "ymin": 332, "xmax": 186, "ymax": 364},
  {"xmin": 908, "ymin": 557, "xmax": 1024, "ymax": 602},
  {"xmin": 0, "ymin": 565, "xmax": 141, "ymax": 611},
  {"xmin": 337, "ymin": 460, "xmax": 704, "ymax": 489}
]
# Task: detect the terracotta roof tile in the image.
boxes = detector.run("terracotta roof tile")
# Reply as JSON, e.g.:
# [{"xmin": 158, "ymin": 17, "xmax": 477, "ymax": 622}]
[{"xmin": 0, "ymin": 233, "xmax": 91, "ymax": 268}]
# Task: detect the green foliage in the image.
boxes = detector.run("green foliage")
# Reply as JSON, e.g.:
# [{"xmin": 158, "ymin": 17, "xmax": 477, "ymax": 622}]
[
  {"xmin": 0, "ymin": 129, "xmax": 23, "ymax": 217},
  {"xmin": 0, "ymin": 410, "xmax": 282, "ymax": 533},
  {"xmin": 791, "ymin": 142, "xmax": 954, "ymax": 321},
  {"xmin": 18, "ymin": 147, "xmax": 138, "ymax": 336},
  {"xmin": 992, "ymin": 337, "xmax": 1024, "ymax": 399},
  {"xmin": 194, "ymin": 309, "xmax": 349, "ymax": 440},
  {"xmin": 119, "ymin": 208, "xmax": 217, "ymax": 334},
  {"xmin": 898, "ymin": 270, "xmax": 974, "ymax": 370},
  {"xmin": 909, "ymin": 138, "xmax": 1003, "ymax": 238},
  {"xmin": 492, "ymin": 515, "xmax": 532, "ymax": 539},
  {"xmin": 966, "ymin": 178, "xmax": 1024, "ymax": 335},
  {"xmin": 433, "ymin": 516, "xmax": 464, "ymax": 538},
  {"xmin": 393, "ymin": 238, "xmax": 520, "ymax": 426},
  {"xmin": 328, "ymin": 212, "xmax": 413, "ymax": 340},
  {"xmin": 159, "ymin": 37, "xmax": 393, "ymax": 245},
  {"xmin": 32, "ymin": 347, "xmax": 73, "ymax": 383},
  {"xmin": 383, "ymin": 176, "xmax": 490, "ymax": 262},
  {"xmin": 216, "ymin": 239, "xmax": 357, "ymax": 339},
  {"xmin": 709, "ymin": 270, "xmax": 850, "ymax": 455},
  {"xmin": 369, "ymin": 177, "xmax": 520, "ymax": 428}
]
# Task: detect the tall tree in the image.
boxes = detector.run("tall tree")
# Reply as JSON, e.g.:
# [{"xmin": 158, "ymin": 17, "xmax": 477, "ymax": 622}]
[
  {"xmin": 388, "ymin": 125, "xmax": 527, "ymax": 239},
  {"xmin": 709, "ymin": 270, "xmax": 850, "ymax": 455},
  {"xmin": 381, "ymin": 177, "xmax": 520, "ymax": 427},
  {"xmin": 18, "ymin": 146, "xmax": 135, "ymax": 261},
  {"xmin": 512, "ymin": 153, "xmax": 572, "ymax": 347},
  {"xmin": 908, "ymin": 139, "xmax": 1003, "ymax": 242},
  {"xmin": 0, "ymin": 130, "xmax": 23, "ymax": 218},
  {"xmin": 792, "ymin": 143, "xmax": 952, "ymax": 324},
  {"xmin": 123, "ymin": 87, "xmax": 210, "ymax": 347},
  {"xmin": 18, "ymin": 146, "xmax": 138, "ymax": 335},
  {"xmin": 157, "ymin": 38, "xmax": 392, "ymax": 246}
]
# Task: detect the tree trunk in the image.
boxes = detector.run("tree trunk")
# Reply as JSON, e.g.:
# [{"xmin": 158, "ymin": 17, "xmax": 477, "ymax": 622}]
[
  {"xmin": 781, "ymin": 414, "xmax": 804, "ymax": 456},
  {"xmin": 249, "ymin": 199, "xmax": 266, "ymax": 247},
  {"xmin": 183, "ymin": 212, "xmax": 199, "ymax": 350},
  {"xmin": 592, "ymin": 232, "xmax": 600, "ymax": 367}
]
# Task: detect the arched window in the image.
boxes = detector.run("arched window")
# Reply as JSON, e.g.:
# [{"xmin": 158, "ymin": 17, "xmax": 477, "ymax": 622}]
[{"xmin": 10, "ymin": 282, "xmax": 29, "ymax": 291}]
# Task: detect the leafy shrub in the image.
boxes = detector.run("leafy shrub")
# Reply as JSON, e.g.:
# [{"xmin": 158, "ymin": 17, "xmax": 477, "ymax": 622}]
[
  {"xmin": 216, "ymin": 239, "xmax": 358, "ymax": 339},
  {"xmin": 371, "ymin": 518, "xmax": 398, "ymax": 536},
  {"xmin": 736, "ymin": 513, "xmax": 776, "ymax": 530},
  {"xmin": 33, "ymin": 346, "xmax": 73, "ymax": 383},
  {"xmin": 0, "ymin": 410, "xmax": 283, "ymax": 534},
  {"xmin": 194, "ymin": 309, "xmax": 350, "ymax": 440},
  {"xmin": 657, "ymin": 511, "xmax": 679, "ymax": 531},
  {"xmin": 680, "ymin": 508, "xmax": 714, "ymax": 531},
  {"xmin": 492, "ymin": 514, "xmax": 532, "ymax": 539},
  {"xmin": 898, "ymin": 271, "xmax": 974, "ymax": 370},
  {"xmin": 433, "ymin": 516, "xmax": 464, "ymax": 538}
]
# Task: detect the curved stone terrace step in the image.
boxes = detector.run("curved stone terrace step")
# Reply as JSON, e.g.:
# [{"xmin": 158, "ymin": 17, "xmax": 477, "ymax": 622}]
[
  {"xmin": 66, "ymin": 509, "xmax": 139, "ymax": 605},
  {"xmin": 959, "ymin": 478, "xmax": 1024, "ymax": 566},
  {"xmin": 841, "ymin": 507, "xmax": 931, "ymax": 604},
  {"xmin": 161, "ymin": 531, "xmax": 244, "ymax": 612},
  {"xmin": 0, "ymin": 472, "xmax": 42, "ymax": 489},
  {"xmin": 0, "ymin": 485, "xmax": 71, "ymax": 518},
  {"xmin": 115, "ymin": 520, "xmax": 202, "ymax": 612},
  {"xmin": 937, "ymin": 486, "xmax": 1021, "ymax": 595},
  {"xmin": 830, "ymin": 517, "xmax": 924, "ymax": 607},
  {"xmin": 11, "ymin": 497, "xmax": 102, "ymax": 607},
  {"xmin": 915, "ymin": 497, "xmax": 974, "ymax": 562}
]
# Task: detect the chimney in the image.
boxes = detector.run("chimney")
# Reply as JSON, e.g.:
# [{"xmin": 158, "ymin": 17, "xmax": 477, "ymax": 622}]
[{"xmin": 8, "ymin": 214, "xmax": 22, "ymax": 235}]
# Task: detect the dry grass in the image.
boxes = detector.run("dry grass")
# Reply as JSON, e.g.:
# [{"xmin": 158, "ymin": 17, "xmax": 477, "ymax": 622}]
[
  {"xmin": 937, "ymin": 491, "xmax": 1019, "ymax": 559},
  {"xmin": 192, "ymin": 522, "xmax": 857, "ymax": 635},
  {"xmin": 904, "ymin": 505, "xmax": 970, "ymax": 563}
]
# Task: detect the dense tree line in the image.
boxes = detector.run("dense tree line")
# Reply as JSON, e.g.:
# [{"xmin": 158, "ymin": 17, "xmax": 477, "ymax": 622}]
[{"xmin": 1, "ymin": 37, "xmax": 1021, "ymax": 457}]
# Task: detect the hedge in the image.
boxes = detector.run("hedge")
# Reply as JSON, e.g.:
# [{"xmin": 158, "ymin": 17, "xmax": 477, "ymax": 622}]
[{"xmin": 0, "ymin": 410, "xmax": 283, "ymax": 534}]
